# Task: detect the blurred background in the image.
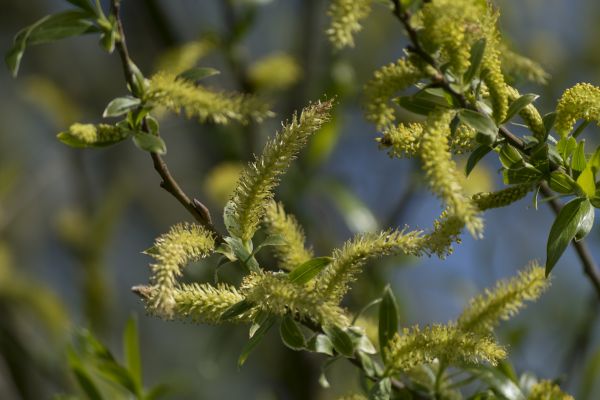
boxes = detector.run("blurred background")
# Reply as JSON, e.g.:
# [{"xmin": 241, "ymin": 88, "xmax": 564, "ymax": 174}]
[{"xmin": 0, "ymin": 0, "xmax": 599, "ymax": 398}]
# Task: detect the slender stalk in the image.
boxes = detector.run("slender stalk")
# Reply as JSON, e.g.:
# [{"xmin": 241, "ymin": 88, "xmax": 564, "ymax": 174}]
[{"xmin": 110, "ymin": 0, "xmax": 222, "ymax": 242}]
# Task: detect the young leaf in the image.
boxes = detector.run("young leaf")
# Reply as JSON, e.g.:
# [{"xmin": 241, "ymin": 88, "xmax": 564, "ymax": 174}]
[
  {"xmin": 369, "ymin": 377, "xmax": 392, "ymax": 400},
  {"xmin": 253, "ymin": 234, "xmax": 288, "ymax": 255},
  {"xmin": 95, "ymin": 361, "xmax": 140, "ymax": 396},
  {"xmin": 557, "ymin": 136, "xmax": 577, "ymax": 162},
  {"xmin": 465, "ymin": 145, "xmax": 493, "ymax": 176},
  {"xmin": 323, "ymin": 325, "xmax": 354, "ymax": 358},
  {"xmin": 307, "ymin": 334, "xmax": 334, "ymax": 356},
  {"xmin": 357, "ymin": 351, "xmax": 377, "ymax": 378},
  {"xmin": 546, "ymin": 198, "xmax": 594, "ymax": 275},
  {"xmin": 132, "ymin": 132, "xmax": 166, "ymax": 155},
  {"xmin": 503, "ymin": 94, "xmax": 539, "ymax": 123},
  {"xmin": 347, "ymin": 327, "xmax": 377, "ymax": 355},
  {"xmin": 396, "ymin": 90, "xmax": 451, "ymax": 115},
  {"xmin": 549, "ymin": 172, "xmax": 577, "ymax": 194},
  {"xmin": 571, "ymin": 141, "xmax": 587, "ymax": 172},
  {"xmin": 502, "ymin": 165, "xmax": 542, "ymax": 185},
  {"xmin": 378, "ymin": 286, "xmax": 399, "ymax": 359},
  {"xmin": 177, "ymin": 67, "xmax": 220, "ymax": 83},
  {"xmin": 279, "ymin": 316, "xmax": 306, "ymax": 351},
  {"xmin": 103, "ymin": 96, "xmax": 141, "ymax": 117},
  {"xmin": 288, "ymin": 257, "xmax": 332, "ymax": 285},
  {"xmin": 499, "ymin": 144, "xmax": 524, "ymax": 169},
  {"xmin": 543, "ymin": 112, "xmax": 557, "ymax": 134},
  {"xmin": 458, "ymin": 109, "xmax": 498, "ymax": 144},
  {"xmin": 223, "ymin": 236, "xmax": 260, "ymax": 272},
  {"xmin": 577, "ymin": 166, "xmax": 596, "ymax": 198},
  {"xmin": 123, "ymin": 316, "xmax": 142, "ymax": 390},
  {"xmin": 220, "ymin": 299, "xmax": 254, "ymax": 321},
  {"xmin": 238, "ymin": 315, "xmax": 276, "ymax": 367},
  {"xmin": 71, "ymin": 365, "xmax": 104, "ymax": 400},
  {"xmin": 463, "ymin": 38, "xmax": 486, "ymax": 83}
]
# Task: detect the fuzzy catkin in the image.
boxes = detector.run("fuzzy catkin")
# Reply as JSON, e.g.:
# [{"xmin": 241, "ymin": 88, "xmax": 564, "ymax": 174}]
[{"xmin": 225, "ymin": 101, "xmax": 332, "ymax": 242}]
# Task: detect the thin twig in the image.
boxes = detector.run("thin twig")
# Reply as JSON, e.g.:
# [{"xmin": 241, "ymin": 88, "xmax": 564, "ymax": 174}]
[
  {"xmin": 110, "ymin": 0, "xmax": 222, "ymax": 242},
  {"xmin": 391, "ymin": 0, "xmax": 600, "ymax": 299}
]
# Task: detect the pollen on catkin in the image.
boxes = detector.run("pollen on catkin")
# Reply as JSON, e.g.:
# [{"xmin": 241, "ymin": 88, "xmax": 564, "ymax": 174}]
[
  {"xmin": 419, "ymin": 110, "xmax": 483, "ymax": 238},
  {"xmin": 384, "ymin": 324, "xmax": 506, "ymax": 374},
  {"xmin": 242, "ymin": 271, "xmax": 349, "ymax": 327},
  {"xmin": 554, "ymin": 83, "xmax": 600, "ymax": 137},
  {"xmin": 326, "ymin": 0, "xmax": 373, "ymax": 49},
  {"xmin": 364, "ymin": 58, "xmax": 423, "ymax": 130},
  {"xmin": 527, "ymin": 380, "xmax": 574, "ymax": 400},
  {"xmin": 147, "ymin": 71, "xmax": 272, "ymax": 124},
  {"xmin": 146, "ymin": 223, "xmax": 215, "ymax": 318},
  {"xmin": 317, "ymin": 229, "xmax": 424, "ymax": 301},
  {"xmin": 263, "ymin": 200, "xmax": 314, "ymax": 271},
  {"xmin": 57, "ymin": 123, "xmax": 128, "ymax": 147},
  {"xmin": 224, "ymin": 100, "xmax": 332, "ymax": 242},
  {"xmin": 472, "ymin": 183, "xmax": 532, "ymax": 211},
  {"xmin": 457, "ymin": 263, "xmax": 549, "ymax": 334}
]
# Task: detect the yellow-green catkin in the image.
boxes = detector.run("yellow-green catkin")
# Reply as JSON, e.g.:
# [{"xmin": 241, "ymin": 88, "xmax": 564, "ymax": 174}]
[
  {"xmin": 506, "ymin": 86, "xmax": 545, "ymax": 138},
  {"xmin": 317, "ymin": 229, "xmax": 424, "ymax": 301},
  {"xmin": 481, "ymin": 28, "xmax": 509, "ymax": 123},
  {"xmin": 419, "ymin": 110, "xmax": 483, "ymax": 238},
  {"xmin": 242, "ymin": 272, "xmax": 349, "ymax": 327},
  {"xmin": 378, "ymin": 122, "xmax": 476, "ymax": 159},
  {"xmin": 555, "ymin": 83, "xmax": 600, "ymax": 137},
  {"xmin": 147, "ymin": 71, "xmax": 272, "ymax": 124},
  {"xmin": 527, "ymin": 380, "xmax": 573, "ymax": 400},
  {"xmin": 248, "ymin": 53, "xmax": 301, "ymax": 91},
  {"xmin": 421, "ymin": 211, "xmax": 463, "ymax": 259},
  {"xmin": 327, "ymin": 0, "xmax": 373, "ymax": 49},
  {"xmin": 500, "ymin": 46, "xmax": 549, "ymax": 85},
  {"xmin": 364, "ymin": 58, "xmax": 423, "ymax": 130},
  {"xmin": 224, "ymin": 100, "xmax": 332, "ymax": 242},
  {"xmin": 155, "ymin": 36, "xmax": 216, "ymax": 74},
  {"xmin": 263, "ymin": 200, "xmax": 314, "ymax": 271},
  {"xmin": 385, "ymin": 324, "xmax": 506, "ymax": 374},
  {"xmin": 170, "ymin": 282, "xmax": 249, "ymax": 324},
  {"xmin": 146, "ymin": 223, "xmax": 215, "ymax": 318},
  {"xmin": 57, "ymin": 123, "xmax": 127, "ymax": 147},
  {"xmin": 457, "ymin": 263, "xmax": 549, "ymax": 334},
  {"xmin": 472, "ymin": 183, "xmax": 532, "ymax": 211}
]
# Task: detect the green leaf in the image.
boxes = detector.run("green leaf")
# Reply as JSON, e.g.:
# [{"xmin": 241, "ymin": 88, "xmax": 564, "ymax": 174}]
[
  {"xmin": 546, "ymin": 198, "xmax": 594, "ymax": 275},
  {"xmin": 95, "ymin": 360, "xmax": 139, "ymax": 396},
  {"xmin": 71, "ymin": 364, "xmax": 104, "ymax": 400},
  {"xmin": 502, "ymin": 165, "xmax": 542, "ymax": 185},
  {"xmin": 579, "ymin": 346, "xmax": 600, "ymax": 400},
  {"xmin": 503, "ymin": 94, "xmax": 539, "ymax": 123},
  {"xmin": 238, "ymin": 315, "xmax": 276, "ymax": 367},
  {"xmin": 395, "ymin": 90, "xmax": 452, "ymax": 115},
  {"xmin": 357, "ymin": 351, "xmax": 377, "ymax": 378},
  {"xmin": 65, "ymin": 0, "xmax": 98, "ymax": 16},
  {"xmin": 557, "ymin": 136, "xmax": 577, "ymax": 163},
  {"xmin": 369, "ymin": 377, "xmax": 392, "ymax": 400},
  {"xmin": 543, "ymin": 112, "xmax": 557, "ymax": 134},
  {"xmin": 223, "ymin": 236, "xmax": 260, "ymax": 272},
  {"xmin": 467, "ymin": 366, "xmax": 526, "ymax": 400},
  {"xmin": 177, "ymin": 67, "xmax": 220, "ymax": 82},
  {"xmin": 588, "ymin": 145, "xmax": 600, "ymax": 176},
  {"xmin": 103, "ymin": 96, "xmax": 141, "ymax": 117},
  {"xmin": 549, "ymin": 172, "xmax": 577, "ymax": 194},
  {"xmin": 6, "ymin": 11, "xmax": 98, "ymax": 77},
  {"xmin": 145, "ymin": 384, "xmax": 172, "ymax": 400},
  {"xmin": 288, "ymin": 257, "xmax": 333, "ymax": 285},
  {"xmin": 307, "ymin": 334, "xmax": 334, "ymax": 356},
  {"xmin": 279, "ymin": 316, "xmax": 306, "ymax": 351},
  {"xmin": 132, "ymin": 133, "xmax": 166, "ymax": 155},
  {"xmin": 347, "ymin": 326, "xmax": 377, "ymax": 354},
  {"xmin": 577, "ymin": 166, "xmax": 596, "ymax": 198},
  {"xmin": 220, "ymin": 299, "xmax": 254, "ymax": 321},
  {"xmin": 458, "ymin": 109, "xmax": 498, "ymax": 145},
  {"xmin": 378, "ymin": 286, "xmax": 398, "ymax": 360},
  {"xmin": 571, "ymin": 140, "xmax": 587, "ymax": 172},
  {"xmin": 253, "ymin": 234, "xmax": 288, "ymax": 255},
  {"xmin": 465, "ymin": 145, "xmax": 493, "ymax": 176},
  {"xmin": 464, "ymin": 38, "xmax": 486, "ymax": 83},
  {"xmin": 323, "ymin": 325, "xmax": 354, "ymax": 358},
  {"xmin": 321, "ymin": 180, "xmax": 378, "ymax": 233},
  {"xmin": 123, "ymin": 316, "xmax": 142, "ymax": 390},
  {"xmin": 499, "ymin": 144, "xmax": 524, "ymax": 169}
]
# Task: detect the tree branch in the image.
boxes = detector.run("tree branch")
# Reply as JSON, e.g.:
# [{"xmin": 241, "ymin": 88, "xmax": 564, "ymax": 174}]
[
  {"xmin": 391, "ymin": 0, "xmax": 600, "ymax": 299},
  {"xmin": 110, "ymin": 0, "xmax": 222, "ymax": 242}
]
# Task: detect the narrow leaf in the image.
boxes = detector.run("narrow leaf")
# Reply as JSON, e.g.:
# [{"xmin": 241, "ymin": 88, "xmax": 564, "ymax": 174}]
[
  {"xmin": 571, "ymin": 141, "xmax": 587, "ymax": 172},
  {"xmin": 279, "ymin": 316, "xmax": 306, "ymax": 351},
  {"xmin": 307, "ymin": 334, "xmax": 334, "ymax": 356},
  {"xmin": 132, "ymin": 133, "xmax": 166, "ymax": 155},
  {"xmin": 123, "ymin": 316, "xmax": 141, "ymax": 390},
  {"xmin": 546, "ymin": 198, "xmax": 594, "ymax": 275},
  {"xmin": 103, "ymin": 96, "xmax": 141, "ymax": 117},
  {"xmin": 463, "ymin": 38, "xmax": 486, "ymax": 83},
  {"xmin": 503, "ymin": 94, "xmax": 539, "ymax": 123},
  {"xmin": 177, "ymin": 67, "xmax": 220, "ymax": 82},
  {"xmin": 323, "ymin": 325, "xmax": 354, "ymax": 358},
  {"xmin": 220, "ymin": 299, "xmax": 254, "ymax": 321},
  {"xmin": 288, "ymin": 257, "xmax": 332, "ymax": 284},
  {"xmin": 458, "ymin": 109, "xmax": 498, "ymax": 143},
  {"xmin": 378, "ymin": 286, "xmax": 399, "ymax": 359},
  {"xmin": 238, "ymin": 315, "xmax": 276, "ymax": 367},
  {"xmin": 465, "ymin": 145, "xmax": 492, "ymax": 176}
]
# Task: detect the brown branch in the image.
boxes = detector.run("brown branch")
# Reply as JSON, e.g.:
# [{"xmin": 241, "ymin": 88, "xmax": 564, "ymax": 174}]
[
  {"xmin": 110, "ymin": 0, "xmax": 222, "ymax": 242},
  {"xmin": 391, "ymin": 0, "xmax": 600, "ymax": 299}
]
